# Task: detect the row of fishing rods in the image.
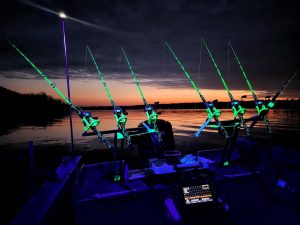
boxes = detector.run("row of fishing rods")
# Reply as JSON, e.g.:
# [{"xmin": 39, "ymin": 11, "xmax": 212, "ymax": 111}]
[
  {"xmin": 166, "ymin": 40, "xmax": 298, "ymax": 138},
  {"xmin": 5, "ymin": 39, "xmax": 162, "ymax": 151},
  {"xmin": 4, "ymin": 38, "xmax": 298, "ymax": 152}
]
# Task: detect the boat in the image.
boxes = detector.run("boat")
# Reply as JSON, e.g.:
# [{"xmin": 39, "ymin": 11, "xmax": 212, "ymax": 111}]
[{"xmin": 5, "ymin": 40, "xmax": 300, "ymax": 225}]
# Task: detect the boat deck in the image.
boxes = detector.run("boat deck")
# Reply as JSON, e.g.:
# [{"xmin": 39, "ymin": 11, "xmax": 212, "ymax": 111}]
[{"xmin": 72, "ymin": 140, "xmax": 300, "ymax": 225}]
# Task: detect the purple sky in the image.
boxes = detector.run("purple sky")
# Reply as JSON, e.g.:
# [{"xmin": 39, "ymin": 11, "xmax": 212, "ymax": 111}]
[{"xmin": 0, "ymin": 0, "xmax": 299, "ymax": 105}]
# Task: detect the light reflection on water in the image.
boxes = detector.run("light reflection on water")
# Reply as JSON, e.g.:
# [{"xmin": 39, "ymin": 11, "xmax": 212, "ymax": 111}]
[{"xmin": 0, "ymin": 109, "xmax": 299, "ymax": 146}]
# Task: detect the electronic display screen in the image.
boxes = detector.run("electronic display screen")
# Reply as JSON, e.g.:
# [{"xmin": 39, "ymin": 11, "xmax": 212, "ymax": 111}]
[{"xmin": 182, "ymin": 184, "xmax": 214, "ymax": 205}]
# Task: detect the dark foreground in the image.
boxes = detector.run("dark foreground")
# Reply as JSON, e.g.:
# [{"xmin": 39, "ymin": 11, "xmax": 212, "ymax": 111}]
[{"xmin": 1, "ymin": 128, "xmax": 300, "ymax": 225}]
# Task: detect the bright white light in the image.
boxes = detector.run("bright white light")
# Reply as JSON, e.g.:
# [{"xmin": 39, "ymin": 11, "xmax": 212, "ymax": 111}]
[
  {"xmin": 22, "ymin": 1, "xmax": 125, "ymax": 35},
  {"xmin": 59, "ymin": 12, "xmax": 67, "ymax": 19}
]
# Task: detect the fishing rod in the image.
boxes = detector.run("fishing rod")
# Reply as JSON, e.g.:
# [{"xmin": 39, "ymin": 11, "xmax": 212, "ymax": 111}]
[
  {"xmin": 7, "ymin": 39, "xmax": 113, "ymax": 150},
  {"xmin": 250, "ymin": 71, "xmax": 298, "ymax": 131},
  {"xmin": 121, "ymin": 48, "xmax": 162, "ymax": 143},
  {"xmin": 267, "ymin": 71, "xmax": 298, "ymax": 109},
  {"xmin": 165, "ymin": 42, "xmax": 230, "ymax": 139},
  {"xmin": 86, "ymin": 46, "xmax": 132, "ymax": 146},
  {"xmin": 201, "ymin": 39, "xmax": 251, "ymax": 137},
  {"xmin": 246, "ymin": 71, "xmax": 299, "ymax": 132},
  {"xmin": 228, "ymin": 42, "xmax": 271, "ymax": 133},
  {"xmin": 229, "ymin": 43, "xmax": 299, "ymax": 132}
]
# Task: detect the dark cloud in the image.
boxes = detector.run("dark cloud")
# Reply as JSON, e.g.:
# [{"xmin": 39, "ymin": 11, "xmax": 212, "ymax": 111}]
[{"xmin": 0, "ymin": 0, "xmax": 299, "ymax": 95}]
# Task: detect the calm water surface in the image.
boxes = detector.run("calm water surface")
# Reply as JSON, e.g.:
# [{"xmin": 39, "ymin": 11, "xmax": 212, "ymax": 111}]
[{"xmin": 0, "ymin": 109, "xmax": 299, "ymax": 147}]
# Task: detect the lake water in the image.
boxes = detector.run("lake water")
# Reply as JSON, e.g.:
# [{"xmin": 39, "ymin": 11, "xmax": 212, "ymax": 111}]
[{"xmin": 1, "ymin": 109, "xmax": 299, "ymax": 149}]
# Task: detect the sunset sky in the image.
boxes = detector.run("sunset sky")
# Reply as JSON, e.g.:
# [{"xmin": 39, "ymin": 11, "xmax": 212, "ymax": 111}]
[{"xmin": 0, "ymin": 0, "xmax": 299, "ymax": 106}]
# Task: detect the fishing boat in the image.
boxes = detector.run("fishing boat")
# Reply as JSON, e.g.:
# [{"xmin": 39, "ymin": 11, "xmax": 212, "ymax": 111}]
[{"xmin": 5, "ymin": 39, "xmax": 300, "ymax": 225}]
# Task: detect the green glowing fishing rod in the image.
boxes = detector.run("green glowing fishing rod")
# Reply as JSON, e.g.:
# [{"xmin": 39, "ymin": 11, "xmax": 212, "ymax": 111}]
[
  {"xmin": 228, "ymin": 43, "xmax": 258, "ymax": 101},
  {"xmin": 229, "ymin": 43, "xmax": 298, "ymax": 132},
  {"xmin": 247, "ymin": 71, "xmax": 298, "ymax": 132},
  {"xmin": 165, "ymin": 42, "xmax": 230, "ymax": 139},
  {"xmin": 121, "ymin": 48, "xmax": 147, "ymax": 106},
  {"xmin": 201, "ymin": 39, "xmax": 251, "ymax": 137},
  {"xmin": 228, "ymin": 42, "xmax": 272, "ymax": 133},
  {"xmin": 121, "ymin": 48, "xmax": 161, "ymax": 142},
  {"xmin": 7, "ymin": 39, "xmax": 113, "ymax": 150},
  {"xmin": 86, "ymin": 46, "xmax": 132, "ymax": 146}
]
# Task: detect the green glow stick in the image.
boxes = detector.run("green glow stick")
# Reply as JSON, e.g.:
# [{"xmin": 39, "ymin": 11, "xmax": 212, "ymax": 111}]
[
  {"xmin": 86, "ymin": 46, "xmax": 131, "ymax": 145},
  {"xmin": 165, "ymin": 42, "xmax": 229, "ymax": 139},
  {"xmin": 202, "ymin": 39, "xmax": 251, "ymax": 136},
  {"xmin": 7, "ymin": 39, "xmax": 113, "ymax": 150}
]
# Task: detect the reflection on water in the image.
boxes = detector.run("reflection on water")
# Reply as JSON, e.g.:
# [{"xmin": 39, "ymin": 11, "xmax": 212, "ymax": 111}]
[{"xmin": 0, "ymin": 109, "xmax": 299, "ymax": 146}]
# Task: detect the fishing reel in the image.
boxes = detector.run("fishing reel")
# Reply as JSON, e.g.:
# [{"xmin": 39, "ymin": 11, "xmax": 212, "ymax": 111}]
[
  {"xmin": 80, "ymin": 111, "xmax": 100, "ymax": 132},
  {"xmin": 145, "ymin": 104, "xmax": 159, "ymax": 124},
  {"xmin": 231, "ymin": 100, "xmax": 246, "ymax": 117},
  {"xmin": 144, "ymin": 104, "xmax": 163, "ymax": 144},
  {"xmin": 205, "ymin": 102, "xmax": 221, "ymax": 118},
  {"xmin": 195, "ymin": 102, "xmax": 225, "ymax": 138},
  {"xmin": 204, "ymin": 102, "xmax": 224, "ymax": 133},
  {"xmin": 113, "ymin": 107, "xmax": 127, "ymax": 126},
  {"xmin": 255, "ymin": 100, "xmax": 269, "ymax": 116},
  {"xmin": 113, "ymin": 107, "xmax": 133, "ymax": 146}
]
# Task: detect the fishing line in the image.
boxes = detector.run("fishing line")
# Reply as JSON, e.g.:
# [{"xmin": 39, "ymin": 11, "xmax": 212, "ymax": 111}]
[
  {"xmin": 197, "ymin": 40, "xmax": 203, "ymax": 87},
  {"xmin": 227, "ymin": 42, "xmax": 230, "ymax": 87},
  {"xmin": 228, "ymin": 43, "xmax": 298, "ymax": 134},
  {"xmin": 7, "ymin": 39, "xmax": 113, "ymax": 150},
  {"xmin": 84, "ymin": 46, "xmax": 88, "ymax": 71},
  {"xmin": 165, "ymin": 41, "xmax": 230, "ymax": 141},
  {"xmin": 202, "ymin": 39, "xmax": 251, "ymax": 136},
  {"xmin": 121, "ymin": 48, "xmax": 162, "ymax": 144},
  {"xmin": 162, "ymin": 42, "xmax": 166, "ymax": 76},
  {"xmin": 118, "ymin": 52, "xmax": 122, "ymax": 75}
]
